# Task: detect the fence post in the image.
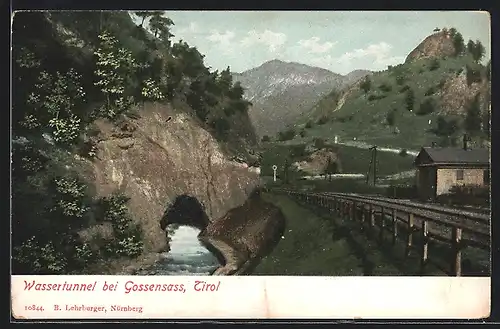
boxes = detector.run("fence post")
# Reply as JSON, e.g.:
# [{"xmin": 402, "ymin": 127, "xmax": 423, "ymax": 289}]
[
  {"xmin": 379, "ymin": 206, "xmax": 385, "ymax": 242},
  {"xmin": 405, "ymin": 213, "xmax": 414, "ymax": 256},
  {"xmin": 452, "ymin": 227, "xmax": 463, "ymax": 276},
  {"xmin": 421, "ymin": 220, "xmax": 429, "ymax": 270},
  {"xmin": 392, "ymin": 209, "xmax": 398, "ymax": 245},
  {"xmin": 369, "ymin": 205, "xmax": 375, "ymax": 234},
  {"xmin": 352, "ymin": 202, "xmax": 357, "ymax": 221}
]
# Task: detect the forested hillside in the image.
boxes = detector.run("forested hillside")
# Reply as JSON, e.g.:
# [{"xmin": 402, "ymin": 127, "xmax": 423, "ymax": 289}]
[
  {"xmin": 11, "ymin": 11, "xmax": 257, "ymax": 274},
  {"xmin": 280, "ymin": 28, "xmax": 491, "ymax": 150}
]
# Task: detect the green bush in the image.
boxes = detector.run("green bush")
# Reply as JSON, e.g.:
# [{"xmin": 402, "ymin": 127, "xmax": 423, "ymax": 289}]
[
  {"xmin": 98, "ymin": 193, "xmax": 144, "ymax": 258},
  {"xmin": 313, "ymin": 137, "xmax": 326, "ymax": 149},
  {"xmin": 396, "ymin": 75, "xmax": 406, "ymax": 85},
  {"xmin": 429, "ymin": 59, "xmax": 440, "ymax": 71},
  {"xmin": 416, "ymin": 98, "xmax": 437, "ymax": 115},
  {"xmin": 437, "ymin": 184, "xmax": 490, "ymax": 207},
  {"xmin": 360, "ymin": 77, "xmax": 372, "ymax": 93},
  {"xmin": 424, "ymin": 86, "xmax": 436, "ymax": 96},
  {"xmin": 317, "ymin": 115, "xmax": 329, "ymax": 125},
  {"xmin": 379, "ymin": 83, "xmax": 392, "ymax": 92},
  {"xmin": 386, "ymin": 109, "xmax": 396, "ymax": 126},
  {"xmin": 368, "ymin": 94, "xmax": 387, "ymax": 101},
  {"xmin": 277, "ymin": 128, "xmax": 296, "ymax": 141},
  {"xmin": 405, "ymin": 88, "xmax": 415, "ymax": 112},
  {"xmin": 385, "ymin": 184, "xmax": 417, "ymax": 199},
  {"xmin": 399, "ymin": 85, "xmax": 410, "ymax": 93},
  {"xmin": 466, "ymin": 65, "xmax": 482, "ymax": 86},
  {"xmin": 437, "ymin": 79, "xmax": 447, "ymax": 90}
]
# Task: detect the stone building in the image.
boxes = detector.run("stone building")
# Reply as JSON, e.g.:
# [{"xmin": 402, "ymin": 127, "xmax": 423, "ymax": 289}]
[{"xmin": 414, "ymin": 142, "xmax": 490, "ymax": 200}]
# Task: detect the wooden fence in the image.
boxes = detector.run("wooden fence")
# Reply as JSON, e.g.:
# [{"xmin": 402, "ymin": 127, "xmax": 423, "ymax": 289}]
[{"xmin": 272, "ymin": 188, "xmax": 490, "ymax": 276}]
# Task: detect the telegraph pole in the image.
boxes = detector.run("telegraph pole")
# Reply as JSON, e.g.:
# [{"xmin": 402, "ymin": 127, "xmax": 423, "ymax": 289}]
[
  {"xmin": 367, "ymin": 146, "xmax": 378, "ymax": 186},
  {"xmin": 366, "ymin": 150, "xmax": 373, "ymax": 185}
]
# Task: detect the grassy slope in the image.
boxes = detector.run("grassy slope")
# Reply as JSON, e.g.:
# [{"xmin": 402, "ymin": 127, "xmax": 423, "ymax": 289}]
[
  {"xmin": 293, "ymin": 55, "xmax": 476, "ymax": 150},
  {"xmin": 259, "ymin": 142, "xmax": 415, "ymax": 177},
  {"xmin": 253, "ymin": 193, "xmax": 449, "ymax": 276}
]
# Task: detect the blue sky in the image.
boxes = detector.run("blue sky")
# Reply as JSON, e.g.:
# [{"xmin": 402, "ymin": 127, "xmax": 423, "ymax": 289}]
[{"xmin": 135, "ymin": 11, "xmax": 491, "ymax": 75}]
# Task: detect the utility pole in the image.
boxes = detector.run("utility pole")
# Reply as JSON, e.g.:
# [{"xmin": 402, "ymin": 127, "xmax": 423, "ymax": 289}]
[
  {"xmin": 367, "ymin": 146, "xmax": 378, "ymax": 186},
  {"xmin": 366, "ymin": 149, "xmax": 373, "ymax": 185}
]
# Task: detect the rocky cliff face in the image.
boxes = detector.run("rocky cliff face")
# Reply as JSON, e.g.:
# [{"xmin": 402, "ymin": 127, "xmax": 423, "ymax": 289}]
[
  {"xmin": 438, "ymin": 70, "xmax": 491, "ymax": 115},
  {"xmin": 293, "ymin": 148, "xmax": 342, "ymax": 176},
  {"xmin": 78, "ymin": 102, "xmax": 260, "ymax": 269},
  {"xmin": 405, "ymin": 30, "xmax": 456, "ymax": 63}
]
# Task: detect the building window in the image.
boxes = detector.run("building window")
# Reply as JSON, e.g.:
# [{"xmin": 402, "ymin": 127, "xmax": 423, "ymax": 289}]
[
  {"xmin": 484, "ymin": 170, "xmax": 490, "ymax": 185},
  {"xmin": 456, "ymin": 169, "xmax": 464, "ymax": 181}
]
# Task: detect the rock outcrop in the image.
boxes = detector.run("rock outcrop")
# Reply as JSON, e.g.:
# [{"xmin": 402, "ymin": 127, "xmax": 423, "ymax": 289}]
[
  {"xmin": 405, "ymin": 30, "xmax": 456, "ymax": 63},
  {"xmin": 438, "ymin": 70, "xmax": 491, "ymax": 115},
  {"xmin": 161, "ymin": 188, "xmax": 286, "ymax": 275},
  {"xmin": 293, "ymin": 147, "xmax": 342, "ymax": 176},
  {"xmin": 77, "ymin": 102, "xmax": 261, "ymax": 271}
]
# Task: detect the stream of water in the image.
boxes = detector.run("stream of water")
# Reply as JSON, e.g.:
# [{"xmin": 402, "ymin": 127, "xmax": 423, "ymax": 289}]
[{"xmin": 145, "ymin": 226, "xmax": 219, "ymax": 275}]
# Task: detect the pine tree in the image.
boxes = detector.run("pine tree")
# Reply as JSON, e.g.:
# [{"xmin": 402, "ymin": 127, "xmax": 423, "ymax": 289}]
[
  {"xmin": 134, "ymin": 11, "xmax": 157, "ymax": 27},
  {"xmin": 452, "ymin": 31, "xmax": 465, "ymax": 56},
  {"xmin": 360, "ymin": 77, "xmax": 371, "ymax": 93},
  {"xmin": 472, "ymin": 40, "xmax": 486, "ymax": 63},
  {"xmin": 149, "ymin": 11, "xmax": 175, "ymax": 47},
  {"xmin": 386, "ymin": 109, "xmax": 396, "ymax": 126},
  {"xmin": 405, "ymin": 88, "xmax": 415, "ymax": 112},
  {"xmin": 464, "ymin": 93, "xmax": 482, "ymax": 135},
  {"xmin": 467, "ymin": 39, "xmax": 476, "ymax": 55}
]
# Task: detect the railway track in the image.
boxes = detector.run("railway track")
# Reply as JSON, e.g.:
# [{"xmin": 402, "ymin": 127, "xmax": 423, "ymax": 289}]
[
  {"xmin": 274, "ymin": 188, "xmax": 490, "ymax": 249},
  {"xmin": 270, "ymin": 188, "xmax": 491, "ymax": 276},
  {"xmin": 320, "ymin": 192, "xmax": 490, "ymax": 224}
]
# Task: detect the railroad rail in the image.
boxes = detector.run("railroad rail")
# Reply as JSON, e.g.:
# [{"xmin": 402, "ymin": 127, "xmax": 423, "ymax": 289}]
[{"xmin": 271, "ymin": 188, "xmax": 491, "ymax": 276}]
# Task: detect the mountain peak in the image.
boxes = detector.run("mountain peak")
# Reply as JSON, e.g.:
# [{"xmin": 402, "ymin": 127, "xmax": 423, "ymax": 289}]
[
  {"xmin": 405, "ymin": 28, "xmax": 458, "ymax": 63},
  {"xmin": 233, "ymin": 60, "xmax": 370, "ymax": 137},
  {"xmin": 266, "ymin": 59, "xmax": 285, "ymax": 64}
]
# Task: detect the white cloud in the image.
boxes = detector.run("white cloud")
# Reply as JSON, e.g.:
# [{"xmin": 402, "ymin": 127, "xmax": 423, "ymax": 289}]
[
  {"xmin": 206, "ymin": 30, "xmax": 236, "ymax": 54},
  {"xmin": 311, "ymin": 42, "xmax": 405, "ymax": 73},
  {"xmin": 207, "ymin": 30, "xmax": 235, "ymax": 45},
  {"xmin": 177, "ymin": 22, "xmax": 200, "ymax": 34},
  {"xmin": 298, "ymin": 37, "xmax": 337, "ymax": 54},
  {"xmin": 241, "ymin": 30, "xmax": 287, "ymax": 53},
  {"xmin": 337, "ymin": 42, "xmax": 404, "ymax": 67}
]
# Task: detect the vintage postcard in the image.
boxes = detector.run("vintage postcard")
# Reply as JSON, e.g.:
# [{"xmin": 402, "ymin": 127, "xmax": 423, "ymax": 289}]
[{"xmin": 10, "ymin": 10, "xmax": 491, "ymax": 320}]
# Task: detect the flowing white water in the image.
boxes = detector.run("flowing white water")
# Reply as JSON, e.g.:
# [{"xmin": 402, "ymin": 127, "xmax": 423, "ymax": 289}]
[{"xmin": 146, "ymin": 226, "xmax": 219, "ymax": 275}]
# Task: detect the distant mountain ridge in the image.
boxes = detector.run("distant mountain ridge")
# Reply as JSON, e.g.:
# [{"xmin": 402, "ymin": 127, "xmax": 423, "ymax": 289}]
[{"xmin": 233, "ymin": 59, "xmax": 371, "ymax": 137}]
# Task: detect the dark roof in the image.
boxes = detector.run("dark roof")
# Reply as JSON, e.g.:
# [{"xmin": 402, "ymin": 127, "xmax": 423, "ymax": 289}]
[{"xmin": 415, "ymin": 147, "xmax": 490, "ymax": 166}]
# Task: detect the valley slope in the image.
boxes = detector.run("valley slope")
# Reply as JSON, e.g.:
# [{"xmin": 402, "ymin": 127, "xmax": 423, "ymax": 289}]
[{"xmin": 284, "ymin": 28, "xmax": 491, "ymax": 151}]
